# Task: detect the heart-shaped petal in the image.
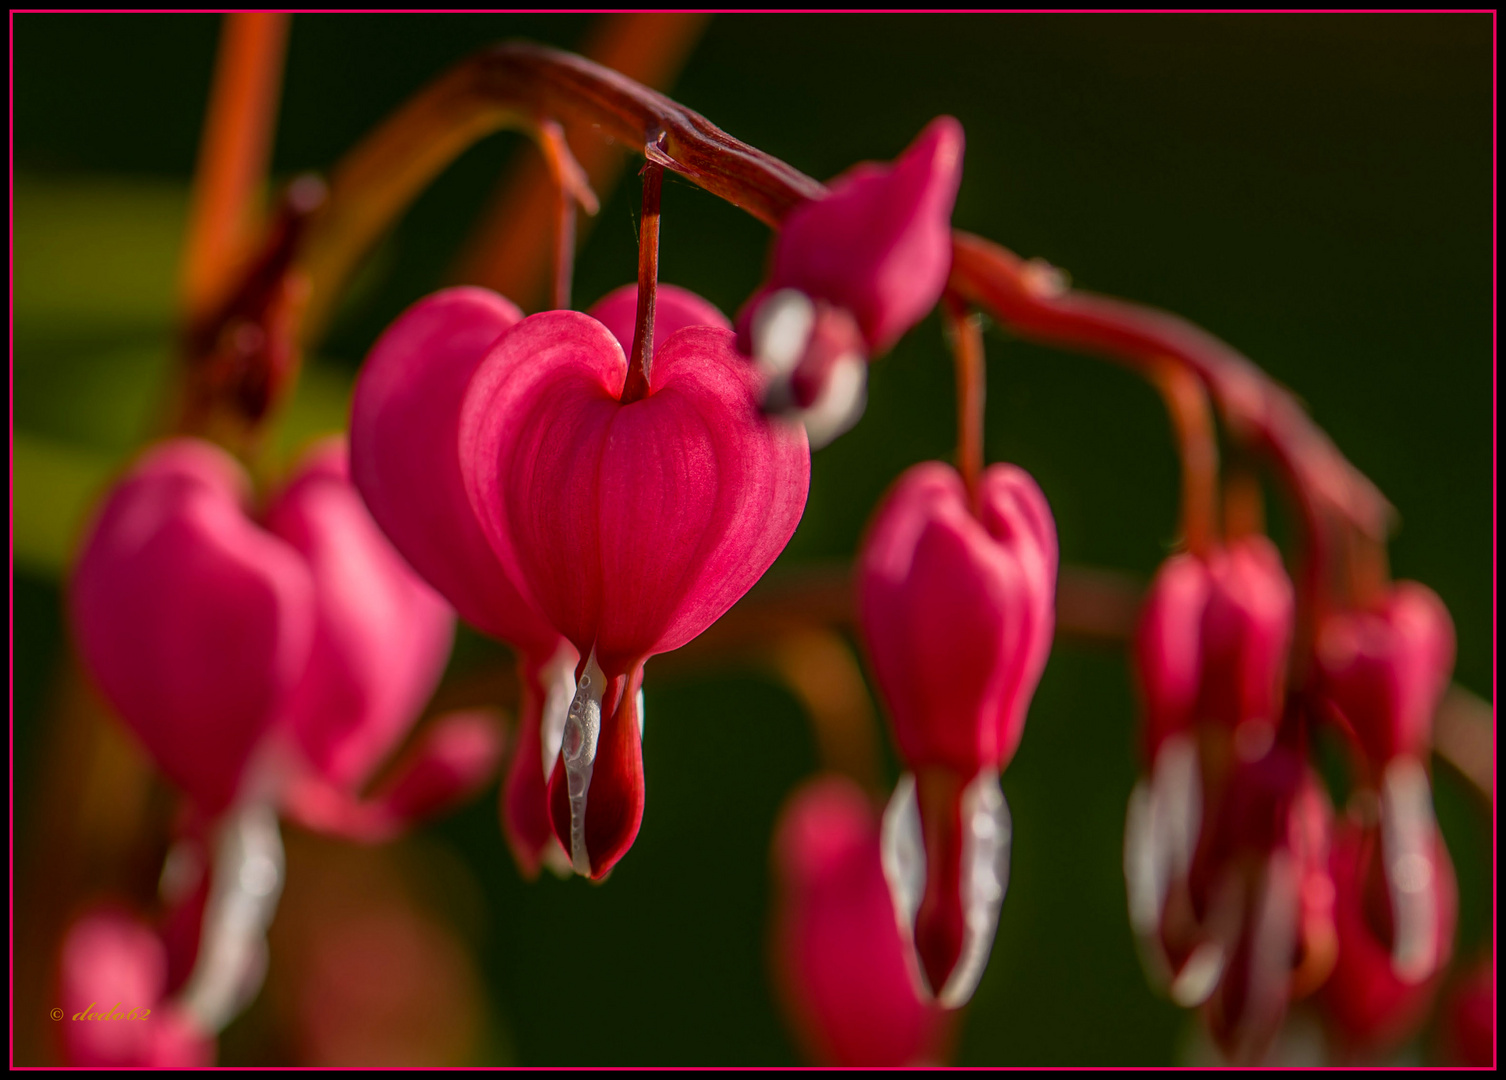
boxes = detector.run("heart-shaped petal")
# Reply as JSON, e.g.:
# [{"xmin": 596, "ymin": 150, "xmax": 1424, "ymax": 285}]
[
  {"xmin": 351, "ymin": 286, "xmax": 560, "ymax": 657},
  {"xmin": 70, "ymin": 440, "xmax": 314, "ymax": 814},
  {"xmin": 266, "ymin": 438, "xmax": 455, "ymax": 791},
  {"xmin": 586, "ymin": 282, "xmax": 731, "ymax": 355},
  {"xmin": 857, "ymin": 461, "xmax": 1056, "ymax": 774},
  {"xmin": 460, "ymin": 310, "xmax": 810, "ymax": 675}
]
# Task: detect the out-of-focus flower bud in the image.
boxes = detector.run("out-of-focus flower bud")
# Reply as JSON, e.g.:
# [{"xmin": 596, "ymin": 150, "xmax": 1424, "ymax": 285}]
[
  {"xmin": 57, "ymin": 909, "xmax": 214, "ymax": 1067},
  {"xmin": 71, "ymin": 439, "xmax": 316, "ymax": 815},
  {"xmin": 739, "ymin": 117, "xmax": 964, "ymax": 446},
  {"xmin": 1316, "ymin": 581, "xmax": 1455, "ymax": 767},
  {"xmin": 857, "ymin": 461, "xmax": 1056, "ymax": 1005},
  {"xmin": 1136, "ymin": 536, "xmax": 1294, "ymax": 762},
  {"xmin": 771, "ymin": 776, "xmax": 953, "ymax": 1066}
]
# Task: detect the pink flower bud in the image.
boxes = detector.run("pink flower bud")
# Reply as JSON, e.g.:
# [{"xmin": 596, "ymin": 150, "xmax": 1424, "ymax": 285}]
[
  {"xmin": 768, "ymin": 116, "xmax": 963, "ymax": 356},
  {"xmin": 1316, "ymin": 582, "xmax": 1455, "ymax": 766},
  {"xmin": 772, "ymin": 776, "xmax": 953, "ymax": 1066},
  {"xmin": 856, "ymin": 460, "xmax": 1055, "ymax": 1004},
  {"xmin": 739, "ymin": 117, "xmax": 965, "ymax": 445},
  {"xmin": 858, "ymin": 462, "xmax": 1056, "ymax": 775},
  {"xmin": 457, "ymin": 309, "xmax": 809, "ymax": 878},
  {"xmin": 71, "ymin": 440, "xmax": 316, "ymax": 814},
  {"xmin": 1320, "ymin": 816, "xmax": 1457, "ymax": 1054},
  {"xmin": 1136, "ymin": 537, "xmax": 1294, "ymax": 760},
  {"xmin": 57, "ymin": 909, "xmax": 214, "ymax": 1067}
]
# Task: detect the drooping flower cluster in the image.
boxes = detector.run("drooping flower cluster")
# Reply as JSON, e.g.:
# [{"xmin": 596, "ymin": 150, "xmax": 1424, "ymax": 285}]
[{"xmin": 1123, "ymin": 530, "xmax": 1462, "ymax": 1059}]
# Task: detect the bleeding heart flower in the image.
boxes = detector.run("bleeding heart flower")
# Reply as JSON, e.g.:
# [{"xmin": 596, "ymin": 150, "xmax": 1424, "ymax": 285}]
[
  {"xmin": 72, "ymin": 436, "xmax": 487, "ymax": 837},
  {"xmin": 739, "ymin": 116, "xmax": 965, "ymax": 446},
  {"xmin": 57, "ymin": 908, "xmax": 214, "ymax": 1068},
  {"xmin": 1316, "ymin": 582, "xmax": 1455, "ymax": 767},
  {"xmin": 351, "ymin": 282, "xmax": 748, "ymax": 878},
  {"xmin": 771, "ymin": 775, "xmax": 953, "ymax": 1067},
  {"xmin": 454, "ymin": 302, "xmax": 809, "ymax": 879},
  {"xmin": 71, "ymin": 439, "xmax": 317, "ymax": 815},
  {"xmin": 856, "ymin": 460, "xmax": 1056, "ymax": 1005}
]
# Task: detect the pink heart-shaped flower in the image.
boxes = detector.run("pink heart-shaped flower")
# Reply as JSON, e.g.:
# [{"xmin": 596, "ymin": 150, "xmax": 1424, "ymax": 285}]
[{"xmin": 71, "ymin": 440, "xmax": 316, "ymax": 814}]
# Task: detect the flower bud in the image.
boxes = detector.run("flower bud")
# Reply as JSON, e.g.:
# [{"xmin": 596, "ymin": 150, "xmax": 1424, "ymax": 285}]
[
  {"xmin": 1316, "ymin": 582, "xmax": 1455, "ymax": 766},
  {"xmin": 740, "ymin": 117, "xmax": 964, "ymax": 444},
  {"xmin": 857, "ymin": 460, "xmax": 1056, "ymax": 1004},
  {"xmin": 1136, "ymin": 536, "xmax": 1294, "ymax": 762}
]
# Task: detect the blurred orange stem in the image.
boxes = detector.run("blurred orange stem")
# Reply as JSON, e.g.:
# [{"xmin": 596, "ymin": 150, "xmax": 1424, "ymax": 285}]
[
  {"xmin": 453, "ymin": 13, "xmax": 711, "ymax": 311},
  {"xmin": 942, "ymin": 293, "xmax": 986, "ymax": 509},
  {"xmin": 1149, "ymin": 357, "xmax": 1219, "ymax": 557},
  {"xmin": 533, "ymin": 119, "xmax": 600, "ymax": 310},
  {"xmin": 181, "ymin": 13, "xmax": 289, "ymax": 321}
]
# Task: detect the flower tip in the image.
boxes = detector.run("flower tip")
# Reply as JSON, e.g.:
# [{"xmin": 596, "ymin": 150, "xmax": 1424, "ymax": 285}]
[{"xmin": 546, "ymin": 658, "xmax": 647, "ymax": 880}]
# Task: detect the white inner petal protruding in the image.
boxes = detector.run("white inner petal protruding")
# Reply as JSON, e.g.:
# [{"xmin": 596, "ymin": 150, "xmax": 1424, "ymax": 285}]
[
  {"xmin": 880, "ymin": 773, "xmax": 928, "ymax": 997},
  {"xmin": 752, "ymin": 288, "xmax": 816, "ymax": 377},
  {"xmin": 801, "ymin": 353, "xmax": 867, "ymax": 449},
  {"xmin": 636, "ymin": 686, "xmax": 646, "ymax": 738},
  {"xmin": 540, "ymin": 645, "xmax": 578, "ymax": 781},
  {"xmin": 1124, "ymin": 735, "xmax": 1205, "ymax": 995},
  {"xmin": 1170, "ymin": 940, "xmax": 1227, "ymax": 1008},
  {"xmin": 1380, "ymin": 755, "xmax": 1438, "ymax": 984},
  {"xmin": 936, "ymin": 769, "xmax": 1011, "ymax": 1008},
  {"xmin": 174, "ymin": 801, "xmax": 284, "ymax": 1034},
  {"xmin": 561, "ymin": 651, "xmax": 608, "ymax": 877}
]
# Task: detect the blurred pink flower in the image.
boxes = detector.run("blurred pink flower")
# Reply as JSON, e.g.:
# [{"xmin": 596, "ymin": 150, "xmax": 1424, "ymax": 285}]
[
  {"xmin": 57, "ymin": 908, "xmax": 214, "ymax": 1068},
  {"xmin": 1316, "ymin": 581, "xmax": 1455, "ymax": 767},
  {"xmin": 1135, "ymin": 536, "xmax": 1294, "ymax": 762},
  {"xmin": 72, "ymin": 436, "xmax": 490, "ymax": 836},
  {"xmin": 771, "ymin": 776, "xmax": 952, "ymax": 1067}
]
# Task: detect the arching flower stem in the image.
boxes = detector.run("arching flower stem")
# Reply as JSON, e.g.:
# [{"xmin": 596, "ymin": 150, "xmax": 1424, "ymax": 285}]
[{"xmin": 1148, "ymin": 357, "xmax": 1219, "ymax": 559}]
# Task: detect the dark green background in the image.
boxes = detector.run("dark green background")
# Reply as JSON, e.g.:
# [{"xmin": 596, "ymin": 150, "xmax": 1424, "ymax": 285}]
[{"xmin": 13, "ymin": 13, "xmax": 1493, "ymax": 1065}]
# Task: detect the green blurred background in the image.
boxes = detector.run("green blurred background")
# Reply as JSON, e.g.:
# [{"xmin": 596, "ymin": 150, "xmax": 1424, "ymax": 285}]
[{"xmin": 13, "ymin": 13, "xmax": 1493, "ymax": 1065}]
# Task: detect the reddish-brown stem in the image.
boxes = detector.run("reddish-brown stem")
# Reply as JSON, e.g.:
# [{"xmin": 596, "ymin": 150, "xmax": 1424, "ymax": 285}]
[
  {"xmin": 622, "ymin": 157, "xmax": 663, "ymax": 404},
  {"xmin": 1148, "ymin": 357, "xmax": 1220, "ymax": 558},
  {"xmin": 945, "ymin": 234, "xmax": 1391, "ymax": 544},
  {"xmin": 191, "ymin": 40, "xmax": 1388, "ymax": 591},
  {"xmin": 180, "ymin": 13, "xmax": 289, "ymax": 322},
  {"xmin": 1222, "ymin": 465, "xmax": 1266, "ymax": 541},
  {"xmin": 942, "ymin": 292, "xmax": 986, "ymax": 509},
  {"xmin": 452, "ymin": 14, "xmax": 710, "ymax": 311}
]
